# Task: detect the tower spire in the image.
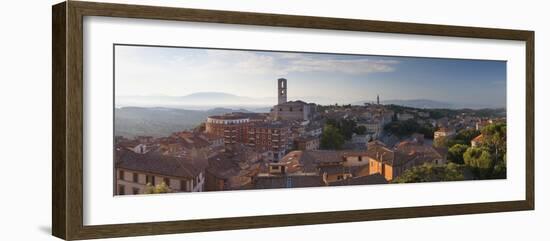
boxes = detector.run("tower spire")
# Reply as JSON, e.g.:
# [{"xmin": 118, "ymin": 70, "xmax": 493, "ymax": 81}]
[{"xmin": 377, "ymin": 94, "xmax": 380, "ymax": 105}]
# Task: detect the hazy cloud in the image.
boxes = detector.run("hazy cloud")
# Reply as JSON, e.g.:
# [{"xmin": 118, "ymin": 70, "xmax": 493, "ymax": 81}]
[
  {"xmin": 114, "ymin": 45, "xmax": 505, "ymax": 108},
  {"xmin": 200, "ymin": 49, "xmax": 399, "ymax": 76}
]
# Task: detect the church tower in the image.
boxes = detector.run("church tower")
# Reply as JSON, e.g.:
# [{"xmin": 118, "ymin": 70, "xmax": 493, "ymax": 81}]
[
  {"xmin": 377, "ymin": 94, "xmax": 380, "ymax": 105},
  {"xmin": 278, "ymin": 78, "xmax": 287, "ymax": 104}
]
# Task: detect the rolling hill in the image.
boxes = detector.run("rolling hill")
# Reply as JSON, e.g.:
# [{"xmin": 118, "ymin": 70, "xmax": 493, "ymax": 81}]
[{"xmin": 114, "ymin": 106, "xmax": 250, "ymax": 138}]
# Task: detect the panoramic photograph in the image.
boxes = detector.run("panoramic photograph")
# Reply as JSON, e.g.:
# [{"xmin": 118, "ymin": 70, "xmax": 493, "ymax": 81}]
[{"xmin": 113, "ymin": 45, "xmax": 507, "ymax": 195}]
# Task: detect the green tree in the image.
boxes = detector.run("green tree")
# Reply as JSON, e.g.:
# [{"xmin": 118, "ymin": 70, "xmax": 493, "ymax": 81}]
[
  {"xmin": 354, "ymin": 125, "xmax": 367, "ymax": 135},
  {"xmin": 446, "ymin": 129, "xmax": 481, "ymax": 147},
  {"xmin": 458, "ymin": 129, "xmax": 481, "ymax": 143},
  {"xmin": 384, "ymin": 119, "xmax": 434, "ymax": 138},
  {"xmin": 339, "ymin": 119, "xmax": 357, "ymax": 139},
  {"xmin": 320, "ymin": 124, "xmax": 345, "ymax": 150},
  {"xmin": 325, "ymin": 118, "xmax": 362, "ymax": 140},
  {"xmin": 393, "ymin": 162, "xmax": 465, "ymax": 183},
  {"xmin": 144, "ymin": 182, "xmax": 171, "ymax": 194},
  {"xmin": 481, "ymin": 123, "xmax": 506, "ymax": 162},
  {"xmin": 463, "ymin": 147, "xmax": 493, "ymax": 179},
  {"xmin": 479, "ymin": 123, "xmax": 507, "ymax": 178},
  {"xmin": 448, "ymin": 144, "xmax": 469, "ymax": 164},
  {"xmin": 492, "ymin": 154, "xmax": 507, "ymax": 179},
  {"xmin": 443, "ymin": 162, "xmax": 466, "ymax": 181}
]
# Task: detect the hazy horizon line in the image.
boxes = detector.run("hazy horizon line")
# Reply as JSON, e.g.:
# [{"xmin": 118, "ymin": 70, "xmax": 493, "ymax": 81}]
[{"xmin": 115, "ymin": 92, "xmax": 505, "ymax": 109}]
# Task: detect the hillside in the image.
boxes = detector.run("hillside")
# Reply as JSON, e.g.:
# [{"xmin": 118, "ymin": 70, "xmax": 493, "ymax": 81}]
[{"xmin": 114, "ymin": 107, "xmax": 249, "ymax": 138}]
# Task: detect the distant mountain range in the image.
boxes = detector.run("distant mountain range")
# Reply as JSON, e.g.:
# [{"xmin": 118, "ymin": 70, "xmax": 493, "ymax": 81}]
[
  {"xmin": 115, "ymin": 106, "xmax": 250, "ymax": 138},
  {"xmin": 117, "ymin": 92, "xmax": 340, "ymax": 109},
  {"xmin": 116, "ymin": 92, "xmax": 275, "ymax": 110},
  {"xmin": 382, "ymin": 99, "xmax": 455, "ymax": 109},
  {"xmin": 117, "ymin": 92, "xmax": 503, "ymax": 111},
  {"xmin": 177, "ymin": 92, "xmax": 259, "ymax": 104},
  {"xmin": 354, "ymin": 99, "xmax": 504, "ymax": 109}
]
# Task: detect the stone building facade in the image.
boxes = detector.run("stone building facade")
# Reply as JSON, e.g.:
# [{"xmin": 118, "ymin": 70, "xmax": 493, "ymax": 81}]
[
  {"xmin": 115, "ymin": 149, "xmax": 205, "ymax": 195},
  {"xmin": 247, "ymin": 121, "xmax": 291, "ymax": 162},
  {"xmin": 270, "ymin": 78, "xmax": 317, "ymax": 121},
  {"xmin": 271, "ymin": 100, "xmax": 317, "ymax": 121},
  {"xmin": 205, "ymin": 113, "xmax": 250, "ymax": 144}
]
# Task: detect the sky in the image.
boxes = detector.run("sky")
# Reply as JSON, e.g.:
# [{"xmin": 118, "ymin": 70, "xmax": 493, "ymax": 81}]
[{"xmin": 114, "ymin": 45, "xmax": 506, "ymax": 108}]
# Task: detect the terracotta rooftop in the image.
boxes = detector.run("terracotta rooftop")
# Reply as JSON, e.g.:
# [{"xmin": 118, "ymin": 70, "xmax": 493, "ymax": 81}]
[
  {"xmin": 115, "ymin": 149, "xmax": 203, "ymax": 178},
  {"xmin": 208, "ymin": 113, "xmax": 251, "ymax": 120},
  {"xmin": 472, "ymin": 134, "xmax": 484, "ymax": 142},
  {"xmin": 282, "ymin": 150, "xmax": 348, "ymax": 167},
  {"xmin": 159, "ymin": 132, "xmax": 213, "ymax": 149},
  {"xmin": 206, "ymin": 144, "xmax": 261, "ymax": 179},
  {"xmin": 277, "ymin": 150, "xmax": 370, "ymax": 174},
  {"xmin": 393, "ymin": 141, "xmax": 446, "ymax": 166},
  {"xmin": 365, "ymin": 142, "xmax": 396, "ymax": 164},
  {"xmin": 209, "ymin": 112, "xmax": 268, "ymax": 120},
  {"xmin": 436, "ymin": 127, "xmax": 456, "ymax": 132}
]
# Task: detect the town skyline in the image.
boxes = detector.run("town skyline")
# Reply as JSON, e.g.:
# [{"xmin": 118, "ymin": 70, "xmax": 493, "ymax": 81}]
[
  {"xmin": 115, "ymin": 60, "xmax": 507, "ymax": 195},
  {"xmin": 115, "ymin": 45, "xmax": 507, "ymax": 108},
  {"xmin": 115, "ymin": 76, "xmax": 507, "ymax": 194}
]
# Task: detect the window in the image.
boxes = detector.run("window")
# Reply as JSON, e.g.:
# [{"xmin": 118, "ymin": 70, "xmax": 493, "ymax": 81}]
[
  {"xmin": 132, "ymin": 188, "xmax": 140, "ymax": 195},
  {"xmin": 163, "ymin": 177, "xmax": 170, "ymax": 186},
  {"xmin": 180, "ymin": 180, "xmax": 187, "ymax": 191},
  {"xmin": 118, "ymin": 170, "xmax": 124, "ymax": 180},
  {"xmin": 118, "ymin": 185, "xmax": 125, "ymax": 195},
  {"xmin": 132, "ymin": 173, "xmax": 138, "ymax": 183},
  {"xmin": 289, "ymin": 107, "xmax": 293, "ymax": 112},
  {"xmin": 146, "ymin": 175, "xmax": 154, "ymax": 185}
]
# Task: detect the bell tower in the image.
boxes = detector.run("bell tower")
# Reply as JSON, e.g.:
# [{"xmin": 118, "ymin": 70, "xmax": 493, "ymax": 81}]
[{"xmin": 278, "ymin": 78, "xmax": 287, "ymax": 104}]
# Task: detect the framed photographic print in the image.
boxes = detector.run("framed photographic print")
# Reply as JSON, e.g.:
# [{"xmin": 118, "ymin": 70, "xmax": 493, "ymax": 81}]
[{"xmin": 52, "ymin": 1, "xmax": 534, "ymax": 240}]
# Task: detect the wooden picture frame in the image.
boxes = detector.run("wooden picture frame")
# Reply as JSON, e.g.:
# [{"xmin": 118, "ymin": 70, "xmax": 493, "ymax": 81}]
[{"xmin": 52, "ymin": 1, "xmax": 534, "ymax": 240}]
